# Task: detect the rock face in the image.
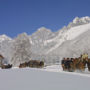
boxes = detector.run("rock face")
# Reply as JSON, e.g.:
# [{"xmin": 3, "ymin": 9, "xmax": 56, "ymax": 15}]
[{"xmin": 1, "ymin": 16, "xmax": 90, "ymax": 65}]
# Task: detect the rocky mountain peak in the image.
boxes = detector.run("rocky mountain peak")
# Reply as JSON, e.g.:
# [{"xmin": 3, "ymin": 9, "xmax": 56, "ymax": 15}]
[
  {"xmin": 67, "ymin": 16, "xmax": 90, "ymax": 28},
  {"xmin": 0, "ymin": 34, "xmax": 12, "ymax": 42}
]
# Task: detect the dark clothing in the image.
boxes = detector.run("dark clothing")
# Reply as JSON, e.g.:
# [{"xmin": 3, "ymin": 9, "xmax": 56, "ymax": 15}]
[
  {"xmin": 61, "ymin": 59, "xmax": 73, "ymax": 71},
  {"xmin": 61, "ymin": 60, "xmax": 66, "ymax": 64}
]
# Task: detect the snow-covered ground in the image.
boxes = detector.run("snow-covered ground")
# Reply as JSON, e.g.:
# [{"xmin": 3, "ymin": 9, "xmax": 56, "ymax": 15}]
[
  {"xmin": 43, "ymin": 65, "xmax": 90, "ymax": 77},
  {"xmin": 0, "ymin": 65, "xmax": 90, "ymax": 90}
]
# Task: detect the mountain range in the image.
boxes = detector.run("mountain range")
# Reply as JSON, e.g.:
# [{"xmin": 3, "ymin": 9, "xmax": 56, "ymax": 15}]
[{"xmin": 0, "ymin": 16, "xmax": 90, "ymax": 65}]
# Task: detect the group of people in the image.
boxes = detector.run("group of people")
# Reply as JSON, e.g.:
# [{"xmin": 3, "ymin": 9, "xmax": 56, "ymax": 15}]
[
  {"xmin": 61, "ymin": 53, "xmax": 90, "ymax": 72},
  {"xmin": 19, "ymin": 60, "xmax": 44, "ymax": 68},
  {"xmin": 0, "ymin": 54, "xmax": 44, "ymax": 69},
  {"xmin": 1, "ymin": 53, "xmax": 90, "ymax": 71}
]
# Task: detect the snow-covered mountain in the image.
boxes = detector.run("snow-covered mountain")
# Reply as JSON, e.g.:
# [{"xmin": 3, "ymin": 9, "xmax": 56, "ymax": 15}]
[
  {"xmin": 30, "ymin": 16, "xmax": 90, "ymax": 64},
  {"xmin": 0, "ymin": 16, "xmax": 90, "ymax": 65},
  {"xmin": 0, "ymin": 35, "xmax": 13, "ymax": 64},
  {"xmin": 68, "ymin": 16, "xmax": 90, "ymax": 28},
  {"xmin": 0, "ymin": 34, "xmax": 12, "ymax": 42}
]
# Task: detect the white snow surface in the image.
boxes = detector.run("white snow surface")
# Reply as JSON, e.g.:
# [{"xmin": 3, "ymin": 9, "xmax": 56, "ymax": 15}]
[
  {"xmin": 43, "ymin": 65, "xmax": 90, "ymax": 77},
  {"xmin": 0, "ymin": 65, "xmax": 90, "ymax": 90},
  {"xmin": 46, "ymin": 23, "xmax": 90, "ymax": 54}
]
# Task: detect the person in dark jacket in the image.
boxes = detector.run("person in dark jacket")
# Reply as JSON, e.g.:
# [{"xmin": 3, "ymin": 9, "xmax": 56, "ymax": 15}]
[{"xmin": 61, "ymin": 58, "xmax": 68, "ymax": 71}]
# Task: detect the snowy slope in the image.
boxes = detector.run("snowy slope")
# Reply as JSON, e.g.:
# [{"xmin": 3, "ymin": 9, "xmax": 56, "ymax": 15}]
[
  {"xmin": 46, "ymin": 23, "xmax": 90, "ymax": 54},
  {"xmin": 0, "ymin": 68, "xmax": 90, "ymax": 90},
  {"xmin": 29, "ymin": 16, "xmax": 90, "ymax": 56},
  {"xmin": 48, "ymin": 23, "xmax": 90, "ymax": 56},
  {"xmin": 49, "ymin": 25, "xmax": 90, "ymax": 58}
]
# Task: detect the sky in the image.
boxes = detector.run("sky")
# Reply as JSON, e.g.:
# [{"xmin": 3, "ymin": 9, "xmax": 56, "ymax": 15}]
[{"xmin": 0, "ymin": 0, "xmax": 90, "ymax": 37}]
